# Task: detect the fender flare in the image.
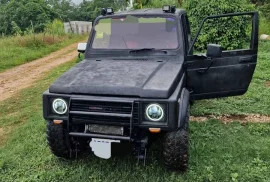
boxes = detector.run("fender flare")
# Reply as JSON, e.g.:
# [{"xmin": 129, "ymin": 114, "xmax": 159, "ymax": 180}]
[{"xmin": 177, "ymin": 88, "xmax": 190, "ymax": 129}]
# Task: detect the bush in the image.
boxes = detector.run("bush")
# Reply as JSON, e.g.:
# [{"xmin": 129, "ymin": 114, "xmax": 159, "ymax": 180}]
[
  {"xmin": 260, "ymin": 3, "xmax": 270, "ymax": 20},
  {"xmin": 11, "ymin": 21, "xmax": 22, "ymax": 36},
  {"xmin": 17, "ymin": 34, "xmax": 67, "ymax": 48},
  {"xmin": 45, "ymin": 19, "xmax": 65, "ymax": 36},
  {"xmin": 136, "ymin": 0, "xmax": 182, "ymax": 9},
  {"xmin": 183, "ymin": 0, "xmax": 255, "ymax": 52},
  {"xmin": 249, "ymin": 0, "xmax": 270, "ymax": 20},
  {"xmin": 259, "ymin": 17, "xmax": 270, "ymax": 35}
]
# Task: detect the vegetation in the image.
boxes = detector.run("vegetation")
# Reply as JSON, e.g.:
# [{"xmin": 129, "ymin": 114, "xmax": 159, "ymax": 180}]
[
  {"xmin": 183, "ymin": 0, "xmax": 254, "ymax": 51},
  {"xmin": 249, "ymin": 0, "xmax": 270, "ymax": 19},
  {"xmin": 0, "ymin": 0, "xmax": 269, "ymax": 180},
  {"xmin": 136, "ymin": 0, "xmax": 269, "ymax": 51},
  {"xmin": 1, "ymin": 0, "xmax": 269, "ymax": 37},
  {"xmin": 0, "ymin": 12, "xmax": 86, "ymax": 72},
  {"xmin": 0, "ymin": 40, "xmax": 270, "ymax": 181},
  {"xmin": 0, "ymin": 0, "xmax": 125, "ymax": 35},
  {"xmin": 0, "ymin": 0, "xmax": 57, "ymax": 35},
  {"xmin": 0, "ymin": 33, "xmax": 86, "ymax": 72},
  {"xmin": 249, "ymin": 0, "xmax": 270, "ymax": 35},
  {"xmin": 260, "ymin": 1, "xmax": 270, "ymax": 20}
]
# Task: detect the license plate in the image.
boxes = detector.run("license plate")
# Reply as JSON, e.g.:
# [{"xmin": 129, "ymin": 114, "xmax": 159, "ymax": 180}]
[{"xmin": 85, "ymin": 124, "xmax": 124, "ymax": 135}]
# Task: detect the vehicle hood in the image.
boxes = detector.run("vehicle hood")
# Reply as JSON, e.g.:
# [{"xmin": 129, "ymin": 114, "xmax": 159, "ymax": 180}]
[{"xmin": 49, "ymin": 57, "xmax": 184, "ymax": 98}]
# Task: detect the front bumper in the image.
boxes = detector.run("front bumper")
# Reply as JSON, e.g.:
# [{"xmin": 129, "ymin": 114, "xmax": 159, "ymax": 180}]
[{"xmin": 43, "ymin": 90, "xmax": 179, "ymax": 133}]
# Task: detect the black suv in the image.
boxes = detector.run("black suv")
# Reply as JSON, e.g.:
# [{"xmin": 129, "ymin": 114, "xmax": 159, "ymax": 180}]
[{"xmin": 43, "ymin": 6, "xmax": 259, "ymax": 171}]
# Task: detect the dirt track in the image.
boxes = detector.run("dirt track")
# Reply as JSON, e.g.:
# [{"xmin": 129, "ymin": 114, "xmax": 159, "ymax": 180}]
[
  {"xmin": 0, "ymin": 42, "xmax": 79, "ymax": 102},
  {"xmin": 191, "ymin": 114, "xmax": 270, "ymax": 123}
]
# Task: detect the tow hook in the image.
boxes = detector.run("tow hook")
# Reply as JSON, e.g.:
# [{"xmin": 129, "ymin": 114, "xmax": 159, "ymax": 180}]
[
  {"xmin": 69, "ymin": 139, "xmax": 80, "ymax": 159},
  {"xmin": 133, "ymin": 137, "xmax": 148, "ymax": 166}
]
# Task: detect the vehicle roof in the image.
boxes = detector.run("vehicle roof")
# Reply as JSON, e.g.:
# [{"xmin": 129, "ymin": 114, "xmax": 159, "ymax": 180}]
[{"xmin": 113, "ymin": 8, "xmax": 186, "ymax": 17}]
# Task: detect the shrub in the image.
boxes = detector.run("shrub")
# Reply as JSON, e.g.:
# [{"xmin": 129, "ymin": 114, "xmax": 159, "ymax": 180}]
[
  {"xmin": 260, "ymin": 2, "xmax": 270, "ymax": 20},
  {"xmin": 183, "ymin": 0, "xmax": 255, "ymax": 52},
  {"xmin": 250, "ymin": 0, "xmax": 268, "ymax": 5},
  {"xmin": 136, "ymin": 0, "xmax": 181, "ymax": 9},
  {"xmin": 259, "ymin": 17, "xmax": 270, "ymax": 35},
  {"xmin": 249, "ymin": 0, "xmax": 270, "ymax": 20},
  {"xmin": 45, "ymin": 19, "xmax": 65, "ymax": 36},
  {"xmin": 17, "ymin": 34, "xmax": 67, "ymax": 48},
  {"xmin": 11, "ymin": 21, "xmax": 22, "ymax": 36},
  {"xmin": 18, "ymin": 36, "xmax": 46, "ymax": 48}
]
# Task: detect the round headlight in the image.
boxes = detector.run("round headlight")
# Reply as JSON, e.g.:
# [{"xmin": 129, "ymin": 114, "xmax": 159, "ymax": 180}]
[
  {"xmin": 146, "ymin": 104, "xmax": 164, "ymax": 122},
  {"xmin": 52, "ymin": 99, "xmax": 68, "ymax": 115}
]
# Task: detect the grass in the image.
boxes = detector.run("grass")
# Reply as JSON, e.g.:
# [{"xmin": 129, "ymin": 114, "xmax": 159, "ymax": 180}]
[
  {"xmin": 0, "ymin": 41, "xmax": 270, "ymax": 181},
  {"xmin": 259, "ymin": 16, "xmax": 270, "ymax": 36},
  {"xmin": 0, "ymin": 34, "xmax": 87, "ymax": 72}
]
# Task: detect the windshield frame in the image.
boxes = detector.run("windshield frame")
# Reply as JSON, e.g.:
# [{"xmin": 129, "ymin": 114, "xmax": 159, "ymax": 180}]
[{"xmin": 87, "ymin": 13, "xmax": 182, "ymax": 54}]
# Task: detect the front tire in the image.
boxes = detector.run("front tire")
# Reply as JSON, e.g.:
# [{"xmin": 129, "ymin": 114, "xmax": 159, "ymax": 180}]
[
  {"xmin": 46, "ymin": 121, "xmax": 72, "ymax": 159},
  {"xmin": 163, "ymin": 107, "xmax": 189, "ymax": 171}
]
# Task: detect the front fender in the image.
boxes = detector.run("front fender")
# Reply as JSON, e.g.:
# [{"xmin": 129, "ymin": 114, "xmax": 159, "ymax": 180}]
[{"xmin": 177, "ymin": 88, "xmax": 190, "ymax": 129}]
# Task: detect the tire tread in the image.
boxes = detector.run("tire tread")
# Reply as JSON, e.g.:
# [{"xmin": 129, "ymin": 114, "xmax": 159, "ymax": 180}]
[{"xmin": 163, "ymin": 107, "xmax": 190, "ymax": 171}]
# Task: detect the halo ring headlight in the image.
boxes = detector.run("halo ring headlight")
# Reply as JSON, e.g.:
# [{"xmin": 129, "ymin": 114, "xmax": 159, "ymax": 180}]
[
  {"xmin": 52, "ymin": 98, "xmax": 68, "ymax": 115},
  {"xmin": 146, "ymin": 104, "xmax": 164, "ymax": 122}
]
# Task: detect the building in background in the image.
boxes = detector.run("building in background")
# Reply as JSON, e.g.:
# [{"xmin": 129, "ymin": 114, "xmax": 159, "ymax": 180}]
[{"xmin": 64, "ymin": 21, "xmax": 92, "ymax": 34}]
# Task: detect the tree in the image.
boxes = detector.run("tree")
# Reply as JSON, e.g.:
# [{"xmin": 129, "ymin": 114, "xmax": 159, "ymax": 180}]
[
  {"xmin": 134, "ymin": 0, "xmax": 182, "ymax": 9},
  {"xmin": 0, "ymin": 5, "xmax": 8, "ymax": 35},
  {"xmin": 0, "ymin": 0, "xmax": 58, "ymax": 35},
  {"xmin": 70, "ymin": 0, "xmax": 125, "ymax": 22},
  {"xmin": 0, "ymin": 0, "xmax": 9, "ymax": 4},
  {"xmin": 45, "ymin": 0, "xmax": 75, "ymax": 21}
]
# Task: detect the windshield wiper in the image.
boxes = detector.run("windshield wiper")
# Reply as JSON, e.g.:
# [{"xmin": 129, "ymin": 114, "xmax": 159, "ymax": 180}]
[{"xmin": 129, "ymin": 48, "xmax": 167, "ymax": 54}]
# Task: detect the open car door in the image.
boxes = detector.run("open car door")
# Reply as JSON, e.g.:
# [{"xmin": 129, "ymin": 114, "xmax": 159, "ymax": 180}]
[{"xmin": 186, "ymin": 12, "xmax": 259, "ymax": 100}]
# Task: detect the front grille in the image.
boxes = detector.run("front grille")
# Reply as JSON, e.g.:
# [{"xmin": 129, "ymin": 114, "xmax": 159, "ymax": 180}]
[
  {"xmin": 70, "ymin": 100, "xmax": 132, "ymax": 114},
  {"xmin": 70, "ymin": 100, "xmax": 139, "ymax": 125},
  {"xmin": 71, "ymin": 114, "xmax": 130, "ymax": 125},
  {"xmin": 133, "ymin": 102, "xmax": 139, "ymax": 124}
]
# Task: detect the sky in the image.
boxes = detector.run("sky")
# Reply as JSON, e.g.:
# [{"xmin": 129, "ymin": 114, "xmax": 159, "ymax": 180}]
[{"xmin": 72, "ymin": 0, "xmax": 84, "ymax": 5}]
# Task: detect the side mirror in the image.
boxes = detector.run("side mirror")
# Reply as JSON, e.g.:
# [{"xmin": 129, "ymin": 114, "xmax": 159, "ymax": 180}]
[
  {"xmin": 77, "ymin": 43, "xmax": 87, "ymax": 53},
  {"xmin": 206, "ymin": 44, "xmax": 222, "ymax": 58}
]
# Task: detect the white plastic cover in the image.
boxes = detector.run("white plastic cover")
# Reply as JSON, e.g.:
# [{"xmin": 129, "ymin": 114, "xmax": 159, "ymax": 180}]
[
  {"xmin": 260, "ymin": 34, "xmax": 269, "ymax": 40},
  {"xmin": 77, "ymin": 43, "xmax": 87, "ymax": 52},
  {"xmin": 90, "ymin": 138, "xmax": 120, "ymax": 159}
]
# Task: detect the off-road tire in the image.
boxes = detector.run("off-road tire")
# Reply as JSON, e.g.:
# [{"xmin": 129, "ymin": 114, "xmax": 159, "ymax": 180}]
[
  {"xmin": 163, "ymin": 107, "xmax": 190, "ymax": 171},
  {"xmin": 46, "ymin": 120, "xmax": 72, "ymax": 159}
]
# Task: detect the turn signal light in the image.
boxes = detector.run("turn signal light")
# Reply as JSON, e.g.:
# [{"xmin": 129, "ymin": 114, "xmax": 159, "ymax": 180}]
[
  {"xmin": 149, "ymin": 128, "xmax": 161, "ymax": 133},
  {"xmin": 53, "ymin": 120, "xmax": 63, "ymax": 125}
]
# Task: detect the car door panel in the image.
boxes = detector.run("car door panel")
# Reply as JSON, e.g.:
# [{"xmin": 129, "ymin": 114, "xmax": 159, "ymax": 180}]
[
  {"xmin": 186, "ymin": 12, "xmax": 259, "ymax": 100},
  {"xmin": 187, "ymin": 55, "xmax": 257, "ymax": 100}
]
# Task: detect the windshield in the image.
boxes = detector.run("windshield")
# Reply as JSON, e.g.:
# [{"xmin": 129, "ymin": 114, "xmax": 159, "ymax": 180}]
[{"xmin": 92, "ymin": 15, "xmax": 179, "ymax": 50}]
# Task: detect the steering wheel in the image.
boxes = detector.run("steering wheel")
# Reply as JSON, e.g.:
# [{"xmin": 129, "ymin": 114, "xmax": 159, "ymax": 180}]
[{"xmin": 145, "ymin": 39, "xmax": 172, "ymax": 49}]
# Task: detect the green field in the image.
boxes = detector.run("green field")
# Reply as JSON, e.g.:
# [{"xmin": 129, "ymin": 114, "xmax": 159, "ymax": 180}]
[
  {"xmin": 0, "ymin": 34, "xmax": 86, "ymax": 72},
  {"xmin": 0, "ymin": 41, "xmax": 270, "ymax": 182}
]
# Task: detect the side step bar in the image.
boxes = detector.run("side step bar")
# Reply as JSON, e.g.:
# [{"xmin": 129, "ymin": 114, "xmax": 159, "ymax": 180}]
[{"xmin": 69, "ymin": 132, "xmax": 130, "ymax": 141}]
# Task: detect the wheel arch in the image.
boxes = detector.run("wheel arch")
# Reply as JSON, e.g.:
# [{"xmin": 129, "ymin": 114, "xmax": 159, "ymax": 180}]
[{"xmin": 177, "ymin": 88, "xmax": 190, "ymax": 129}]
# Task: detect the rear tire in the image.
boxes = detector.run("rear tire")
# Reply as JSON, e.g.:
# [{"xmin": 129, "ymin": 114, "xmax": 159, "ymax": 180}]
[
  {"xmin": 46, "ymin": 121, "xmax": 72, "ymax": 159},
  {"xmin": 163, "ymin": 107, "xmax": 189, "ymax": 171}
]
